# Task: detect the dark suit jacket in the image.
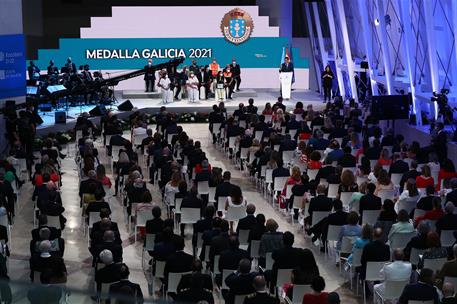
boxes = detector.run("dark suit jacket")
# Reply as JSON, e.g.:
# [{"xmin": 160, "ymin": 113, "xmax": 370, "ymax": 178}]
[
  {"xmin": 279, "ymin": 139, "xmax": 297, "ymax": 152},
  {"xmin": 398, "ymin": 282, "xmax": 439, "ymax": 304},
  {"xmin": 436, "ymin": 214, "xmax": 457, "ymax": 234},
  {"xmin": 176, "ymin": 288, "xmax": 214, "ymax": 304},
  {"xmin": 359, "ymin": 193, "xmax": 382, "ymax": 216},
  {"xmin": 280, "ymin": 63, "xmax": 294, "ymax": 73},
  {"xmin": 225, "ymin": 272, "xmax": 258, "ymax": 304},
  {"xmin": 215, "ymin": 181, "xmax": 235, "ymax": 202},
  {"xmin": 209, "ymin": 232, "xmax": 230, "ymax": 270},
  {"xmin": 360, "ymin": 240, "xmax": 390, "ymax": 279},
  {"xmin": 272, "ymin": 247, "xmax": 315, "ymax": 283},
  {"xmin": 308, "ymin": 195, "xmax": 333, "ymax": 222},
  {"xmin": 145, "ymin": 218, "xmax": 164, "ymax": 236},
  {"xmin": 91, "ymin": 241, "xmax": 123, "ymax": 263},
  {"xmin": 28, "ymin": 285, "xmax": 62, "ymax": 304},
  {"xmin": 109, "ymin": 280, "xmax": 144, "ymax": 304},
  {"xmin": 327, "ymin": 211, "xmax": 349, "ymax": 226},
  {"xmin": 416, "ymin": 196, "xmax": 435, "ymax": 211},
  {"xmin": 237, "ymin": 215, "xmax": 257, "ymax": 233},
  {"xmin": 95, "ymin": 262, "xmax": 123, "ymax": 285},
  {"xmin": 29, "ymin": 255, "xmax": 67, "ymax": 281},
  {"xmin": 315, "ymin": 166, "xmax": 335, "ymax": 182},
  {"xmin": 85, "ymin": 201, "xmax": 111, "ymax": 216},
  {"xmin": 243, "ymin": 292, "xmax": 279, "ymax": 304},
  {"xmin": 338, "ymin": 154, "xmax": 356, "ymax": 168},
  {"xmin": 164, "ymin": 251, "xmax": 194, "ymax": 285},
  {"xmin": 389, "ymin": 160, "xmax": 409, "ymax": 175},
  {"xmin": 79, "ymin": 178, "xmax": 105, "ymax": 197},
  {"xmin": 219, "ymin": 248, "xmax": 249, "ymax": 272},
  {"xmin": 177, "ymin": 272, "xmax": 213, "ymax": 293}
]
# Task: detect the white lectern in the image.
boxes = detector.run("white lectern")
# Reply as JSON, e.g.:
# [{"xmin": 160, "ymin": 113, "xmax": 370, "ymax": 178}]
[{"xmin": 280, "ymin": 72, "xmax": 293, "ymax": 99}]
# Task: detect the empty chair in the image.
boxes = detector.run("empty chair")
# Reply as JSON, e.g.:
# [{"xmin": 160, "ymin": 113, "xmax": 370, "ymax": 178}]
[
  {"xmin": 362, "ymin": 210, "xmax": 381, "ymax": 226},
  {"xmin": 238, "ymin": 229, "xmax": 250, "ymax": 247},
  {"xmin": 340, "ymin": 192, "xmax": 354, "ymax": 210},
  {"xmin": 197, "ymin": 181, "xmax": 210, "ymax": 195},
  {"xmin": 307, "ymin": 169, "xmax": 319, "ymax": 181},
  {"xmin": 180, "ymin": 208, "xmax": 201, "ymax": 224},
  {"xmin": 375, "ymin": 279, "xmax": 409, "ymax": 303},
  {"xmin": 377, "ymin": 189, "xmax": 396, "ymax": 202},
  {"xmin": 389, "ymin": 232, "xmax": 415, "ymax": 250},
  {"xmin": 225, "ymin": 206, "xmax": 247, "ymax": 222},
  {"xmin": 423, "ymin": 257, "xmax": 447, "ymax": 273},
  {"xmin": 391, "ymin": 173, "xmax": 403, "ymax": 187},
  {"xmin": 327, "ymin": 184, "xmax": 339, "ymax": 199},
  {"xmin": 285, "ymin": 284, "xmax": 313, "ymax": 304}
]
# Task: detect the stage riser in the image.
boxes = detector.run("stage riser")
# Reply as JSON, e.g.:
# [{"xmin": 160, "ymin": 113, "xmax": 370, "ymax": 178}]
[{"xmin": 122, "ymin": 89, "xmax": 258, "ymax": 99}]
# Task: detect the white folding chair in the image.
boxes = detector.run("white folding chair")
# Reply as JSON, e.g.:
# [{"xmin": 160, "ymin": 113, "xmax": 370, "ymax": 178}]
[
  {"xmin": 340, "ymin": 192, "xmax": 354, "ymax": 210},
  {"xmin": 327, "ymin": 184, "xmax": 339, "ymax": 199},
  {"xmin": 364, "ymin": 261, "xmax": 389, "ymax": 304},
  {"xmin": 377, "ymin": 189, "xmax": 396, "ymax": 202},
  {"xmin": 375, "ymin": 279, "xmax": 409, "ymax": 303},
  {"xmin": 197, "ymin": 180, "xmax": 210, "ymax": 195},
  {"xmin": 250, "ymin": 240, "xmax": 261, "ymax": 259},
  {"xmin": 391, "ymin": 173, "xmax": 403, "ymax": 188},
  {"xmin": 167, "ymin": 272, "xmax": 191, "ymax": 295},
  {"xmin": 441, "ymin": 230, "xmax": 455, "ymax": 247},
  {"xmin": 226, "ymin": 206, "xmax": 247, "ymax": 222},
  {"xmin": 265, "ymin": 252, "xmax": 274, "ymax": 271},
  {"xmin": 276, "ymin": 268, "xmax": 293, "ymax": 288},
  {"xmin": 311, "ymin": 211, "xmax": 329, "ymax": 227},
  {"xmin": 413, "ymin": 209, "xmax": 426, "ymax": 219},
  {"xmin": 410, "ymin": 248, "xmax": 425, "ymax": 266},
  {"xmin": 180, "ymin": 208, "xmax": 200, "ymax": 224},
  {"xmin": 134, "ymin": 210, "xmax": 153, "ymax": 242},
  {"xmin": 142, "ymin": 234, "xmax": 155, "ymax": 269},
  {"xmin": 291, "ymin": 195, "xmax": 304, "ymax": 224},
  {"xmin": 307, "ymin": 169, "xmax": 319, "ymax": 181},
  {"xmin": 282, "ymin": 151, "xmax": 295, "ymax": 165},
  {"xmin": 423, "ymin": 257, "xmax": 447, "ymax": 273},
  {"xmin": 339, "ymin": 236, "xmax": 356, "ymax": 273},
  {"xmin": 284, "ymin": 284, "xmax": 312, "ymax": 304},
  {"xmin": 217, "ymin": 196, "xmax": 228, "ymax": 212},
  {"xmin": 208, "ymin": 186, "xmax": 216, "ymax": 204},
  {"xmin": 362, "ymin": 210, "xmax": 381, "ymax": 226},
  {"xmin": 238, "ymin": 229, "xmax": 250, "ymax": 247},
  {"xmin": 389, "ymin": 232, "xmax": 415, "ymax": 250},
  {"xmin": 326, "ymin": 225, "xmax": 342, "ymax": 256},
  {"xmin": 47, "ymin": 215, "xmax": 61, "ymax": 229},
  {"xmin": 221, "ymin": 269, "xmax": 236, "ymax": 290}
]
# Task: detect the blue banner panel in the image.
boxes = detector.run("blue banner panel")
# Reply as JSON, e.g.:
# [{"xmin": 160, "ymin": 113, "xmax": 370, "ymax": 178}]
[
  {"xmin": 34, "ymin": 37, "xmax": 309, "ymax": 70},
  {"xmin": 0, "ymin": 34, "xmax": 26, "ymax": 99}
]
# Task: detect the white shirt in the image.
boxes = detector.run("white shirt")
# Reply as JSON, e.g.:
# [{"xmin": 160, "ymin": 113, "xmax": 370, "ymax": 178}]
[
  {"xmin": 186, "ymin": 76, "xmax": 199, "ymax": 88},
  {"xmin": 380, "ymin": 261, "xmax": 412, "ymax": 281},
  {"xmin": 133, "ymin": 127, "xmax": 147, "ymax": 136},
  {"xmin": 159, "ymin": 77, "xmax": 171, "ymax": 90}
]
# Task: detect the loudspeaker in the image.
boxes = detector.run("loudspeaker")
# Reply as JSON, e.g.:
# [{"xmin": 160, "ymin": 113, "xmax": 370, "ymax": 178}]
[
  {"xmin": 371, "ymin": 94, "xmax": 411, "ymax": 120},
  {"xmin": 89, "ymin": 105, "xmax": 106, "ymax": 117},
  {"xmin": 55, "ymin": 111, "xmax": 66, "ymax": 124},
  {"xmin": 117, "ymin": 99, "xmax": 133, "ymax": 111}
]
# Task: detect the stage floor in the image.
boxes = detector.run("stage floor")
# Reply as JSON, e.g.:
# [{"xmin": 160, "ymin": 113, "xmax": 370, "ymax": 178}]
[{"xmin": 37, "ymin": 88, "xmax": 325, "ymax": 130}]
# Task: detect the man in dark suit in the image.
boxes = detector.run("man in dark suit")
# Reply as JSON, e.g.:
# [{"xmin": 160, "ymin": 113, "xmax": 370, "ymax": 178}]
[
  {"xmin": 431, "ymin": 122, "xmax": 448, "ymax": 163},
  {"xmin": 436, "ymin": 202, "xmax": 457, "ymax": 234},
  {"xmin": 338, "ymin": 147, "xmax": 357, "ymax": 168},
  {"xmin": 364, "ymin": 139, "xmax": 382, "ymax": 160},
  {"xmin": 197, "ymin": 66, "xmax": 211, "ymax": 100},
  {"xmin": 177, "ymin": 259, "xmax": 213, "ymax": 294},
  {"xmin": 145, "ymin": 206, "xmax": 164, "ymax": 236},
  {"xmin": 90, "ymin": 230, "xmax": 123, "ymax": 264},
  {"xmin": 224, "ymin": 259, "xmax": 258, "ymax": 304},
  {"xmin": 30, "ymin": 227, "xmax": 65, "ymax": 258},
  {"xmin": 192, "ymin": 205, "xmax": 214, "ymax": 253},
  {"xmin": 389, "ymin": 153, "xmax": 409, "ymax": 175},
  {"xmin": 215, "ymin": 171, "xmax": 238, "ymax": 209},
  {"xmin": 180, "ymin": 186, "xmax": 204, "ymax": 236},
  {"xmin": 31, "ymin": 214, "xmax": 61, "ymax": 241},
  {"xmin": 398, "ymin": 268, "xmax": 439, "ymax": 304},
  {"xmin": 246, "ymin": 98, "xmax": 258, "ymax": 115},
  {"xmin": 360, "ymin": 228, "xmax": 390, "ymax": 280},
  {"xmin": 308, "ymin": 199, "xmax": 348, "ymax": 245},
  {"xmin": 279, "ymin": 134, "xmax": 297, "ymax": 153},
  {"xmin": 315, "ymin": 158, "xmax": 336, "ymax": 181},
  {"xmin": 236, "ymin": 204, "xmax": 257, "ymax": 233},
  {"xmin": 359, "ymin": 183, "xmax": 382, "ymax": 222},
  {"xmin": 400, "ymin": 160, "xmax": 420, "ymax": 192},
  {"xmin": 273, "ymin": 97, "xmax": 286, "ymax": 112},
  {"xmin": 79, "ymin": 170, "xmax": 105, "ymax": 198},
  {"xmin": 244, "ymin": 275, "xmax": 279, "ymax": 304},
  {"xmin": 163, "ymin": 237, "xmax": 193, "ymax": 290},
  {"xmin": 306, "ymin": 184, "xmax": 333, "ymax": 226},
  {"xmin": 271, "ymin": 232, "xmax": 318, "ymax": 286},
  {"xmin": 209, "ymin": 220, "xmax": 230, "ymax": 271},
  {"xmin": 109, "ymin": 264, "xmax": 144, "ymax": 304},
  {"xmin": 144, "ymin": 59, "xmax": 155, "ymax": 92},
  {"xmin": 92, "ymin": 209, "xmax": 119, "ymax": 234},
  {"xmin": 29, "ymin": 240, "xmax": 67, "ymax": 282},
  {"xmin": 217, "ymin": 235, "xmax": 249, "ymax": 285},
  {"xmin": 280, "ymin": 57, "xmax": 294, "ymax": 73},
  {"xmin": 95, "ymin": 249, "xmax": 123, "ymax": 292}
]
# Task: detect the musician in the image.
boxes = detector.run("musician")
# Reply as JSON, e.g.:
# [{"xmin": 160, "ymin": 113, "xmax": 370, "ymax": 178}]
[
  {"xmin": 47, "ymin": 60, "xmax": 58, "ymax": 76},
  {"xmin": 82, "ymin": 65, "xmax": 93, "ymax": 82},
  {"xmin": 231, "ymin": 58, "xmax": 241, "ymax": 91},
  {"xmin": 158, "ymin": 69, "xmax": 173, "ymax": 104},
  {"xmin": 197, "ymin": 66, "xmax": 211, "ymax": 100},
  {"xmin": 27, "ymin": 61, "xmax": 40, "ymax": 82},
  {"xmin": 144, "ymin": 59, "xmax": 156, "ymax": 92},
  {"xmin": 186, "ymin": 71, "xmax": 199, "ymax": 103},
  {"xmin": 223, "ymin": 66, "xmax": 235, "ymax": 100},
  {"xmin": 65, "ymin": 57, "xmax": 77, "ymax": 75},
  {"xmin": 82, "ymin": 65, "xmax": 94, "ymax": 105}
]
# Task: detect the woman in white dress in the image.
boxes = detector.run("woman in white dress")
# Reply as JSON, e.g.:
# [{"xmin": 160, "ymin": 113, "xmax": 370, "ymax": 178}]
[
  {"xmin": 225, "ymin": 185, "xmax": 247, "ymax": 232},
  {"xmin": 164, "ymin": 172, "xmax": 182, "ymax": 209},
  {"xmin": 395, "ymin": 178, "xmax": 420, "ymax": 214}
]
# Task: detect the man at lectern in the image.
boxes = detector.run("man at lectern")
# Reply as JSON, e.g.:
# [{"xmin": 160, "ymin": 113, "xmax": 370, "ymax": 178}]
[
  {"xmin": 144, "ymin": 59, "xmax": 156, "ymax": 92},
  {"xmin": 279, "ymin": 56, "xmax": 294, "ymax": 100}
]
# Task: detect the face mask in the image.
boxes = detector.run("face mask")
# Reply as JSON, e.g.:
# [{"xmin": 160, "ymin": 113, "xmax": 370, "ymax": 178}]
[
  {"xmin": 232, "ymin": 61, "xmax": 236, "ymax": 65},
  {"xmin": 148, "ymin": 63, "xmax": 152, "ymax": 66}
]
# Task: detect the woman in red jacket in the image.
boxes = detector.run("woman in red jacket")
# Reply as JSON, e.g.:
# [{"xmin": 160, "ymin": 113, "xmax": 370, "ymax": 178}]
[{"xmin": 416, "ymin": 165, "xmax": 434, "ymax": 189}]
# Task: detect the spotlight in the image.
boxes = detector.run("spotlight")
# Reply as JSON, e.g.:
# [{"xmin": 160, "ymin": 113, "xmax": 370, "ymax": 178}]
[{"xmin": 374, "ymin": 18, "xmax": 380, "ymax": 26}]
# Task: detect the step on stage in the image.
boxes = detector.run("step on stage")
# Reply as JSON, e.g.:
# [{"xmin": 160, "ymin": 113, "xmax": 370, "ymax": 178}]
[{"xmin": 122, "ymin": 89, "xmax": 258, "ymax": 99}]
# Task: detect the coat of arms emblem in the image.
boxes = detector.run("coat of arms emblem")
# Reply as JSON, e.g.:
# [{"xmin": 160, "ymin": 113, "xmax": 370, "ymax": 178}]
[{"xmin": 221, "ymin": 8, "xmax": 254, "ymax": 45}]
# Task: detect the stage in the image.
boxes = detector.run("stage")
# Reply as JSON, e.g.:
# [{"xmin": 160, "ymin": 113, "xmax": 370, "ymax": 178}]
[{"xmin": 36, "ymin": 88, "xmax": 325, "ymax": 134}]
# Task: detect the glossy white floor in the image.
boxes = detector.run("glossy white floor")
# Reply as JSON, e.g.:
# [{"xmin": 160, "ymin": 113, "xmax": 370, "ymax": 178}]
[{"xmin": 7, "ymin": 124, "xmax": 361, "ymax": 303}]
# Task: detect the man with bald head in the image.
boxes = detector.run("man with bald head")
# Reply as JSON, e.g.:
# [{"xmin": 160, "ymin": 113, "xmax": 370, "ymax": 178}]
[
  {"xmin": 90, "ymin": 217, "xmax": 121, "ymax": 247},
  {"xmin": 360, "ymin": 228, "xmax": 390, "ymax": 280},
  {"xmin": 244, "ymin": 275, "xmax": 279, "ymax": 304},
  {"xmin": 374, "ymin": 249, "xmax": 412, "ymax": 301},
  {"xmin": 237, "ymin": 203, "xmax": 257, "ymax": 233}
]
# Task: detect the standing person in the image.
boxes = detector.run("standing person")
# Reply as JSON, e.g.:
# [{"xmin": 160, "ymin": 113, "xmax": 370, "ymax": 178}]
[
  {"xmin": 215, "ymin": 71, "xmax": 226, "ymax": 101},
  {"xmin": 321, "ymin": 65, "xmax": 334, "ymax": 103},
  {"xmin": 279, "ymin": 56, "xmax": 294, "ymax": 99},
  {"xmin": 158, "ymin": 70, "xmax": 172, "ymax": 104},
  {"xmin": 210, "ymin": 58, "xmax": 220, "ymax": 93},
  {"xmin": 197, "ymin": 66, "xmax": 210, "ymax": 100},
  {"xmin": 224, "ymin": 67, "xmax": 235, "ymax": 100},
  {"xmin": 189, "ymin": 59, "xmax": 199, "ymax": 75},
  {"xmin": 231, "ymin": 58, "xmax": 241, "ymax": 91},
  {"xmin": 186, "ymin": 71, "xmax": 199, "ymax": 103},
  {"xmin": 144, "ymin": 59, "xmax": 155, "ymax": 92}
]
